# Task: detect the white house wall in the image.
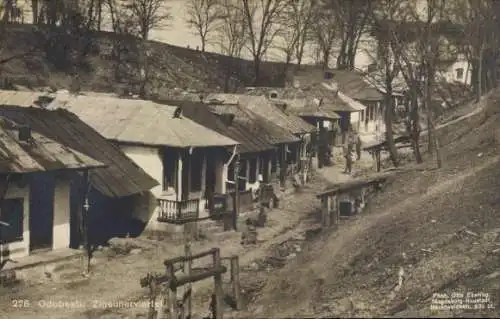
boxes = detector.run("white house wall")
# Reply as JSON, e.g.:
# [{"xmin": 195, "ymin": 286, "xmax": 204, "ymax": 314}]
[
  {"xmin": 120, "ymin": 145, "xmax": 164, "ymax": 225},
  {"xmin": 52, "ymin": 178, "xmax": 71, "ymax": 251},
  {"xmin": 2, "ymin": 176, "xmax": 71, "ymax": 259}
]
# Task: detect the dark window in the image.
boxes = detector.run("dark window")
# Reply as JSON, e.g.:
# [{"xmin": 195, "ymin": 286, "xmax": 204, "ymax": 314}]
[
  {"xmin": 456, "ymin": 68, "xmax": 464, "ymax": 80},
  {"xmin": 271, "ymin": 154, "xmax": 277, "ymax": 173},
  {"xmin": 162, "ymin": 149, "xmax": 177, "ymax": 190},
  {"xmin": 367, "ymin": 63, "xmax": 377, "ymax": 73},
  {"xmin": 190, "ymin": 153, "xmax": 203, "ymax": 192},
  {"xmin": 0, "ymin": 198, "xmax": 24, "ymax": 243},
  {"xmin": 249, "ymin": 158, "xmax": 258, "ymax": 183},
  {"xmin": 238, "ymin": 160, "xmax": 247, "ymax": 191}
]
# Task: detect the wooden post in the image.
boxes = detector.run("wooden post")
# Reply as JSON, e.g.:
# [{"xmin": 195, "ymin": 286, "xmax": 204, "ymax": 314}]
[
  {"xmin": 333, "ymin": 195, "xmax": 339, "ymax": 226},
  {"xmin": 167, "ymin": 263, "xmax": 177, "ymax": 319},
  {"xmin": 212, "ymin": 248, "xmax": 224, "ymax": 319},
  {"xmin": 321, "ymin": 197, "xmax": 327, "ymax": 227},
  {"xmin": 230, "ymin": 256, "xmax": 241, "ymax": 310},
  {"xmin": 148, "ymin": 275, "xmax": 158, "ymax": 319},
  {"xmin": 233, "ymin": 156, "xmax": 240, "ymax": 231},
  {"xmin": 183, "ymin": 231, "xmax": 192, "ymax": 319},
  {"xmin": 325, "ymin": 196, "xmax": 332, "ymax": 227},
  {"xmin": 376, "ymin": 150, "xmax": 381, "ymax": 172}
]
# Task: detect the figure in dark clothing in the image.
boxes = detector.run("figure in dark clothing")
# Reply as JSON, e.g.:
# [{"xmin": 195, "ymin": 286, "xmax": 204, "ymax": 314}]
[
  {"xmin": 344, "ymin": 143, "xmax": 353, "ymax": 174},
  {"xmin": 355, "ymin": 135, "xmax": 362, "ymax": 160}
]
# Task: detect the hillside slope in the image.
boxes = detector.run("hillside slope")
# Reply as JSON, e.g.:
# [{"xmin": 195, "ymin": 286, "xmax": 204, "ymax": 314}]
[
  {"xmin": 247, "ymin": 91, "xmax": 500, "ymax": 318},
  {"xmin": 0, "ymin": 24, "xmax": 288, "ymax": 94}
]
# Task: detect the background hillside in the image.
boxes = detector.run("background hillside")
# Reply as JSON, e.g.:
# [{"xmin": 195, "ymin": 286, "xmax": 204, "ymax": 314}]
[{"xmin": 0, "ymin": 24, "xmax": 289, "ymax": 95}]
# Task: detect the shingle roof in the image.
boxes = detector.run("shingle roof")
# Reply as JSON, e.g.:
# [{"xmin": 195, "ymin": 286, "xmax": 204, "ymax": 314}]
[
  {"xmin": 302, "ymin": 83, "xmax": 365, "ymax": 112},
  {"xmin": 207, "ymin": 102, "xmax": 300, "ymax": 145},
  {"xmin": 0, "ymin": 115, "xmax": 104, "ymax": 174},
  {"xmin": 50, "ymin": 94, "xmax": 239, "ymax": 148},
  {"xmin": 0, "ymin": 106, "xmax": 158, "ymax": 197},
  {"xmin": 328, "ymin": 70, "xmax": 385, "ymax": 101},
  {"xmin": 156, "ymin": 99, "xmax": 274, "ymax": 154},
  {"xmin": 0, "ymin": 90, "xmax": 53, "ymax": 107},
  {"xmin": 206, "ymin": 94, "xmax": 315, "ymax": 135},
  {"xmin": 292, "ymin": 67, "xmax": 384, "ymax": 101}
]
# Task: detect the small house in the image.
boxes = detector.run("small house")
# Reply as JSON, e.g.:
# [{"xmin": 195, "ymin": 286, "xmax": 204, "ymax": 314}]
[
  {"xmin": 0, "ymin": 112, "xmax": 104, "ymax": 259},
  {"xmin": 50, "ymin": 94, "xmax": 239, "ymax": 227},
  {"xmin": 0, "ymin": 106, "xmax": 159, "ymax": 250},
  {"xmin": 161, "ymin": 99, "xmax": 276, "ymax": 211},
  {"xmin": 206, "ymin": 94, "xmax": 315, "ymax": 183}
]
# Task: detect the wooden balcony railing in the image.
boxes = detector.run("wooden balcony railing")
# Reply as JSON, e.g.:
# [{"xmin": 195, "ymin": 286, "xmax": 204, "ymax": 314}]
[{"xmin": 157, "ymin": 198, "xmax": 200, "ymax": 224}]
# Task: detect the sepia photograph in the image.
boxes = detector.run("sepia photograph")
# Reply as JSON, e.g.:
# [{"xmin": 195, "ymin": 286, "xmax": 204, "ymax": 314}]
[{"xmin": 0, "ymin": 0, "xmax": 498, "ymax": 318}]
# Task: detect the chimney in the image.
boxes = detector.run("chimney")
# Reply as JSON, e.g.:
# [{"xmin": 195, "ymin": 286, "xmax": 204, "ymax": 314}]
[
  {"xmin": 18, "ymin": 125, "xmax": 32, "ymax": 142},
  {"xmin": 173, "ymin": 106, "xmax": 182, "ymax": 118}
]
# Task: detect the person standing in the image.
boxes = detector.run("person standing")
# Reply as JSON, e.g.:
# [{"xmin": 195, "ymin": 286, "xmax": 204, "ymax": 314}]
[
  {"xmin": 344, "ymin": 142, "xmax": 353, "ymax": 174},
  {"xmin": 355, "ymin": 134, "xmax": 362, "ymax": 161}
]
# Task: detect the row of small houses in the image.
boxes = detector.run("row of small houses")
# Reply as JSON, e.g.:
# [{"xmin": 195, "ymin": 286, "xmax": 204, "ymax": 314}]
[{"xmin": 0, "ymin": 68, "xmax": 394, "ymax": 262}]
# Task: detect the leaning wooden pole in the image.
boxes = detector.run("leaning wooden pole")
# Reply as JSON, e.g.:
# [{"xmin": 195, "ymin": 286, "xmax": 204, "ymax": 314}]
[
  {"xmin": 183, "ymin": 227, "xmax": 193, "ymax": 319},
  {"xmin": 166, "ymin": 263, "xmax": 177, "ymax": 319},
  {"xmin": 212, "ymin": 248, "xmax": 224, "ymax": 319},
  {"xmin": 233, "ymin": 156, "xmax": 240, "ymax": 231}
]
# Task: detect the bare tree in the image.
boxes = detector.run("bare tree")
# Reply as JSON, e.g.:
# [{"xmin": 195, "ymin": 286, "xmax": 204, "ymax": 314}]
[
  {"xmin": 185, "ymin": 0, "xmax": 221, "ymax": 52},
  {"xmin": 215, "ymin": 0, "xmax": 248, "ymax": 91},
  {"xmin": 277, "ymin": 0, "xmax": 315, "ymax": 67},
  {"xmin": 314, "ymin": 0, "xmax": 371, "ymax": 70},
  {"xmin": 379, "ymin": 2, "xmax": 425, "ymax": 163},
  {"xmin": 311, "ymin": 2, "xmax": 337, "ymax": 68},
  {"xmin": 122, "ymin": 0, "xmax": 172, "ymax": 40},
  {"xmin": 384, "ymin": 0, "xmax": 449, "ymax": 166},
  {"xmin": 449, "ymin": 0, "xmax": 496, "ymax": 102},
  {"xmin": 242, "ymin": 0, "xmax": 289, "ymax": 84},
  {"xmin": 370, "ymin": 0, "xmax": 408, "ymax": 166}
]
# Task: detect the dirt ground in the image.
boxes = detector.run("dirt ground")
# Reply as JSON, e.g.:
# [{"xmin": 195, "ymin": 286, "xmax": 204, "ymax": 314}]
[
  {"xmin": 0, "ymin": 165, "xmax": 347, "ymax": 319},
  {"xmin": 235, "ymin": 94, "xmax": 500, "ymax": 318},
  {"xmin": 0, "ymin": 96, "xmax": 491, "ymax": 319}
]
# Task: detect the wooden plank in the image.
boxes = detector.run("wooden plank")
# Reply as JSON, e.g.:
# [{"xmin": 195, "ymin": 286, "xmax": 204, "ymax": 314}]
[
  {"xmin": 169, "ymin": 265, "xmax": 227, "ymax": 289},
  {"xmin": 164, "ymin": 248, "xmax": 217, "ymax": 266},
  {"xmin": 316, "ymin": 171, "xmax": 396, "ymax": 198},
  {"xmin": 230, "ymin": 256, "xmax": 241, "ymax": 310}
]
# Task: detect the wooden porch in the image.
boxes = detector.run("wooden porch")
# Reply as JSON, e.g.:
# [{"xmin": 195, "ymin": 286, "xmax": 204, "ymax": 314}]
[{"xmin": 156, "ymin": 146, "xmax": 226, "ymax": 224}]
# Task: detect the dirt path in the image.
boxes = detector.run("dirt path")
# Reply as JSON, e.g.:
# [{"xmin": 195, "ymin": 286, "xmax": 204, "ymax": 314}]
[
  {"xmin": 0, "ymin": 176, "xmax": 325, "ymax": 319},
  {"xmin": 254, "ymin": 154, "xmax": 500, "ymax": 318}
]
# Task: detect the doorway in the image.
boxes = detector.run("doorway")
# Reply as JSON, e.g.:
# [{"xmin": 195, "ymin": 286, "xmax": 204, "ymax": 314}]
[
  {"xmin": 205, "ymin": 149, "xmax": 216, "ymax": 210},
  {"xmin": 29, "ymin": 172, "xmax": 55, "ymax": 253}
]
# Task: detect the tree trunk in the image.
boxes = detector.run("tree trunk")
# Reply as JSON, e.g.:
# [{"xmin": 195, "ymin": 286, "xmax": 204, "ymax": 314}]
[
  {"xmin": 253, "ymin": 56, "xmax": 261, "ymax": 85},
  {"xmin": 409, "ymin": 92, "xmax": 423, "ymax": 163},
  {"xmin": 97, "ymin": 0, "xmax": 102, "ymax": 30},
  {"xmin": 426, "ymin": 66, "xmax": 442, "ymax": 169},
  {"xmin": 2, "ymin": 0, "xmax": 12, "ymax": 23},
  {"xmin": 385, "ymin": 78, "xmax": 399, "ymax": 167},
  {"xmin": 201, "ymin": 36, "xmax": 206, "ymax": 52},
  {"xmin": 322, "ymin": 48, "xmax": 330, "ymax": 69},
  {"xmin": 32, "ymin": 0, "xmax": 38, "ymax": 24},
  {"xmin": 477, "ymin": 49, "xmax": 483, "ymax": 102},
  {"xmin": 336, "ymin": 39, "xmax": 347, "ymax": 69}
]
